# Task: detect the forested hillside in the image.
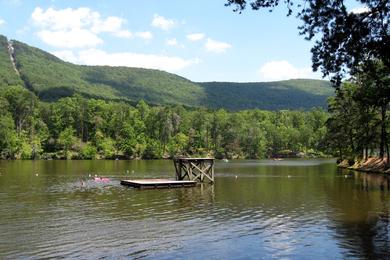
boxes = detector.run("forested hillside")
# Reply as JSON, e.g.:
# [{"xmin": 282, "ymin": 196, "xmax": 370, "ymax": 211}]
[
  {"xmin": 0, "ymin": 86, "xmax": 329, "ymax": 160},
  {"xmin": 200, "ymin": 80, "xmax": 332, "ymax": 110},
  {"xmin": 0, "ymin": 34, "xmax": 333, "ymax": 159},
  {"xmin": 11, "ymin": 40, "xmax": 205, "ymax": 105},
  {"xmin": 0, "ymin": 35, "xmax": 333, "ymax": 110}
]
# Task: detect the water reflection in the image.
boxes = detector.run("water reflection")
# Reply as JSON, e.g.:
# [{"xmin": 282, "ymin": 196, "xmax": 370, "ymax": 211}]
[
  {"xmin": 0, "ymin": 159, "xmax": 389, "ymax": 259},
  {"xmin": 323, "ymin": 169, "xmax": 390, "ymax": 259}
]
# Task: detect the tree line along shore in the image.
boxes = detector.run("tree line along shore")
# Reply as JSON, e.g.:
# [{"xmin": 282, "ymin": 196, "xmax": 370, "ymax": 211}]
[{"xmin": 0, "ymin": 85, "xmax": 330, "ymax": 160}]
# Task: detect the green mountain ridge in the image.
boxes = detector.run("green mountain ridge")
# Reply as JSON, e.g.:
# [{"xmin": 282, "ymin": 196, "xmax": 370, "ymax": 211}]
[{"xmin": 0, "ymin": 35, "xmax": 334, "ymax": 110}]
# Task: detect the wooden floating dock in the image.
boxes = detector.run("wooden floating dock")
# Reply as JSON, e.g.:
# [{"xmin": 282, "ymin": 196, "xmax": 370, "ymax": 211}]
[
  {"xmin": 121, "ymin": 157, "xmax": 214, "ymax": 189},
  {"xmin": 120, "ymin": 179, "xmax": 197, "ymax": 189}
]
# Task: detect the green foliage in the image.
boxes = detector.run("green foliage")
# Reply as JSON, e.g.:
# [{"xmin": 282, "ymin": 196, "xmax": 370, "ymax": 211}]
[
  {"xmin": 143, "ymin": 138, "xmax": 163, "ymax": 159},
  {"xmin": 226, "ymin": 0, "xmax": 390, "ymax": 85},
  {"xmin": 0, "ymin": 36, "xmax": 23, "ymax": 87},
  {"xmin": 58, "ymin": 127, "xmax": 76, "ymax": 159},
  {"xmin": 326, "ymin": 63, "xmax": 390, "ymax": 160},
  {"xmin": 0, "ymin": 89, "xmax": 330, "ymax": 159},
  {"xmin": 19, "ymin": 135, "xmax": 33, "ymax": 160},
  {"xmin": 118, "ymin": 123, "xmax": 137, "ymax": 157},
  {"xmin": 80, "ymin": 143, "xmax": 98, "ymax": 159},
  {"xmin": 2, "ymin": 85, "xmax": 38, "ymax": 134},
  {"xmin": 0, "ymin": 35, "xmax": 332, "ymax": 111},
  {"xmin": 98, "ymin": 137, "xmax": 116, "ymax": 159},
  {"xmin": 0, "ymin": 35, "xmax": 334, "ymax": 159},
  {"xmin": 200, "ymin": 79, "xmax": 333, "ymax": 110},
  {"xmin": 11, "ymin": 39, "xmax": 206, "ymax": 106},
  {"xmin": 0, "ymin": 115, "xmax": 19, "ymax": 159},
  {"xmin": 168, "ymin": 133, "xmax": 189, "ymax": 157}
]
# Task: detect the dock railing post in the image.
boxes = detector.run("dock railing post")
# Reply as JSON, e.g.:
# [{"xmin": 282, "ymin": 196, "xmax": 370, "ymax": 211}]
[{"xmin": 173, "ymin": 157, "xmax": 214, "ymax": 183}]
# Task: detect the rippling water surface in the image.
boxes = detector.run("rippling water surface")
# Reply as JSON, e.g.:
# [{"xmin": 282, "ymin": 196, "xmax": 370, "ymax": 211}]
[{"xmin": 1, "ymin": 159, "xmax": 389, "ymax": 259}]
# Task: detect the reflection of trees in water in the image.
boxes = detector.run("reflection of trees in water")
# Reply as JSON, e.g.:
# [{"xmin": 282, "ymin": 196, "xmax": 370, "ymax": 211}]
[
  {"xmin": 172, "ymin": 183, "xmax": 215, "ymax": 206},
  {"xmin": 357, "ymin": 172, "xmax": 390, "ymax": 192},
  {"xmin": 323, "ymin": 169, "xmax": 390, "ymax": 258}
]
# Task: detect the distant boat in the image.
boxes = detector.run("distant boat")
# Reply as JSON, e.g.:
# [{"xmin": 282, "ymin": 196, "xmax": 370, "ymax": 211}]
[{"xmin": 223, "ymin": 159, "xmax": 229, "ymax": 162}]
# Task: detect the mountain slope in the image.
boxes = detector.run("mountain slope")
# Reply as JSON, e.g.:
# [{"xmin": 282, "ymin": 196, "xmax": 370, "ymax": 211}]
[
  {"xmin": 11, "ymin": 40, "xmax": 205, "ymax": 105},
  {"xmin": 0, "ymin": 35, "xmax": 334, "ymax": 110},
  {"xmin": 200, "ymin": 80, "xmax": 333, "ymax": 110},
  {"xmin": 0, "ymin": 35, "xmax": 23, "ymax": 87}
]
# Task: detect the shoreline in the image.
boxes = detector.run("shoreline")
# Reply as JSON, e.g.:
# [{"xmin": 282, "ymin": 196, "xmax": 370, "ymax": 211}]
[
  {"xmin": 0, "ymin": 156, "xmax": 332, "ymax": 161},
  {"xmin": 338, "ymin": 157, "xmax": 390, "ymax": 174}
]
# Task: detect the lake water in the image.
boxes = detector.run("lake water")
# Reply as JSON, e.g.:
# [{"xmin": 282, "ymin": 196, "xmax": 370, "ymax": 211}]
[{"xmin": 0, "ymin": 159, "xmax": 389, "ymax": 259}]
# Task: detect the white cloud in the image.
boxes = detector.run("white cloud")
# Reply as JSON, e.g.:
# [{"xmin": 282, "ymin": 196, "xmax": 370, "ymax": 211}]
[
  {"xmin": 91, "ymin": 16, "xmax": 132, "ymax": 38},
  {"xmin": 350, "ymin": 6, "xmax": 370, "ymax": 14},
  {"xmin": 186, "ymin": 33, "xmax": 205, "ymax": 42},
  {"xmin": 92, "ymin": 16, "xmax": 123, "ymax": 33},
  {"xmin": 52, "ymin": 49, "xmax": 201, "ymax": 73},
  {"xmin": 151, "ymin": 14, "xmax": 175, "ymax": 31},
  {"xmin": 166, "ymin": 38, "xmax": 178, "ymax": 46},
  {"xmin": 204, "ymin": 38, "xmax": 231, "ymax": 53},
  {"xmin": 32, "ymin": 7, "xmax": 95, "ymax": 31},
  {"xmin": 0, "ymin": 18, "xmax": 5, "ymax": 27},
  {"xmin": 31, "ymin": 7, "xmax": 132, "ymax": 48},
  {"xmin": 37, "ymin": 29, "xmax": 103, "ymax": 48},
  {"xmin": 113, "ymin": 30, "xmax": 132, "ymax": 38},
  {"xmin": 258, "ymin": 60, "xmax": 320, "ymax": 81},
  {"xmin": 135, "ymin": 31, "xmax": 153, "ymax": 40}
]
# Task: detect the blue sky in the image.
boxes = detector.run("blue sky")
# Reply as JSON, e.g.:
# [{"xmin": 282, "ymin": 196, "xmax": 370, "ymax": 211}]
[{"xmin": 0, "ymin": 0, "xmax": 364, "ymax": 82}]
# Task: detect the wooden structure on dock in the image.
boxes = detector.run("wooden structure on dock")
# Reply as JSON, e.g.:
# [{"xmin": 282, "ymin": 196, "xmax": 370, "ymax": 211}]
[
  {"xmin": 173, "ymin": 157, "xmax": 214, "ymax": 183},
  {"xmin": 121, "ymin": 179, "xmax": 197, "ymax": 189},
  {"xmin": 120, "ymin": 157, "xmax": 214, "ymax": 189}
]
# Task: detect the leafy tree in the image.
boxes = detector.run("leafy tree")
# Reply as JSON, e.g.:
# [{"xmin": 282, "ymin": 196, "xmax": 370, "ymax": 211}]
[
  {"xmin": 325, "ymin": 78, "xmax": 388, "ymax": 160},
  {"xmin": 80, "ymin": 143, "xmax": 98, "ymax": 159},
  {"xmin": 0, "ymin": 115, "xmax": 19, "ymax": 159},
  {"xmin": 0, "ymin": 89, "xmax": 331, "ymax": 160},
  {"xmin": 19, "ymin": 134, "xmax": 33, "ymax": 159},
  {"xmin": 168, "ymin": 133, "xmax": 189, "ymax": 157},
  {"xmin": 58, "ymin": 127, "xmax": 76, "ymax": 159},
  {"xmin": 354, "ymin": 61, "xmax": 390, "ymax": 159},
  {"xmin": 2, "ymin": 86, "xmax": 38, "ymax": 134},
  {"xmin": 98, "ymin": 137, "xmax": 116, "ymax": 158},
  {"xmin": 143, "ymin": 138, "xmax": 163, "ymax": 159},
  {"xmin": 241, "ymin": 125, "xmax": 267, "ymax": 158},
  {"xmin": 226, "ymin": 0, "xmax": 390, "ymax": 85}
]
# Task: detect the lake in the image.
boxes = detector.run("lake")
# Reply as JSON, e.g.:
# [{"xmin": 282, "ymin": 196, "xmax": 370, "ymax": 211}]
[{"xmin": 1, "ymin": 159, "xmax": 389, "ymax": 259}]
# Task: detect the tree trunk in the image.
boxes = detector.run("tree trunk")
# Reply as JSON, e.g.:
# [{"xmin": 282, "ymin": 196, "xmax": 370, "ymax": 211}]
[
  {"xmin": 84, "ymin": 122, "xmax": 88, "ymax": 142},
  {"xmin": 349, "ymin": 130, "xmax": 355, "ymax": 155},
  {"xmin": 379, "ymin": 104, "xmax": 387, "ymax": 159},
  {"xmin": 81, "ymin": 119, "xmax": 84, "ymax": 142},
  {"xmin": 364, "ymin": 107, "xmax": 369, "ymax": 160}
]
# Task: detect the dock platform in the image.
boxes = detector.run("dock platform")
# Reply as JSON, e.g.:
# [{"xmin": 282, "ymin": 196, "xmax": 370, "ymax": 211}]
[{"xmin": 120, "ymin": 179, "xmax": 197, "ymax": 189}]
